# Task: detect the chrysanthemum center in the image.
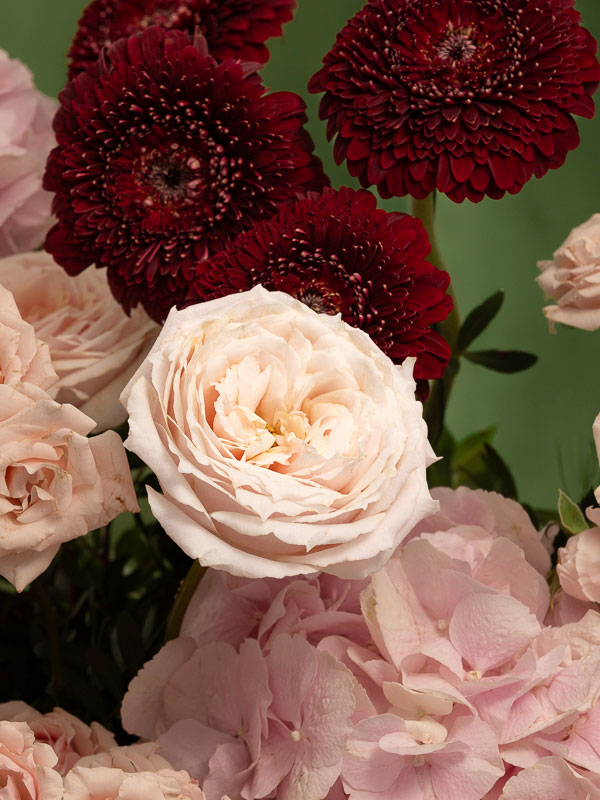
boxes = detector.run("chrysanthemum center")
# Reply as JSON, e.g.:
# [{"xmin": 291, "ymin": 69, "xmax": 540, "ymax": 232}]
[
  {"xmin": 128, "ymin": 139, "xmax": 232, "ymax": 227},
  {"xmin": 137, "ymin": 3, "xmax": 195, "ymax": 29},
  {"xmin": 437, "ymin": 31, "xmax": 477, "ymax": 63},
  {"xmin": 145, "ymin": 156, "xmax": 200, "ymax": 202},
  {"xmin": 297, "ymin": 289, "xmax": 340, "ymax": 315}
]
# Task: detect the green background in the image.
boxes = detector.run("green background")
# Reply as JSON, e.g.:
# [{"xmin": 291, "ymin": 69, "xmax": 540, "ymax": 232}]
[{"xmin": 2, "ymin": 1, "xmax": 600, "ymax": 507}]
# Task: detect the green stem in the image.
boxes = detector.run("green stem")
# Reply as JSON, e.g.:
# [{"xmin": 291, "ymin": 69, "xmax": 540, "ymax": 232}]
[
  {"xmin": 410, "ymin": 193, "xmax": 461, "ymax": 446},
  {"xmin": 165, "ymin": 559, "xmax": 206, "ymax": 641}
]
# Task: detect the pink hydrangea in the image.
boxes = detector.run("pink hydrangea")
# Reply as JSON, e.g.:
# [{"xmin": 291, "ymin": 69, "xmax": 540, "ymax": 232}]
[
  {"xmin": 180, "ymin": 571, "xmax": 369, "ymax": 652},
  {"xmin": 121, "ymin": 486, "xmax": 600, "ymax": 798},
  {"xmin": 121, "ymin": 634, "xmax": 356, "ymax": 800},
  {"xmin": 0, "ymin": 51, "xmax": 56, "ymax": 256}
]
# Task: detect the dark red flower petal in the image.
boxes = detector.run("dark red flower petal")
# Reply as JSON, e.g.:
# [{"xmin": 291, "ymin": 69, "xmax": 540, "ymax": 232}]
[
  {"xmin": 44, "ymin": 27, "xmax": 328, "ymax": 322},
  {"xmin": 68, "ymin": 0, "xmax": 296, "ymax": 78},
  {"xmin": 185, "ymin": 186, "xmax": 453, "ymax": 391},
  {"xmin": 308, "ymin": 0, "xmax": 600, "ymax": 202}
]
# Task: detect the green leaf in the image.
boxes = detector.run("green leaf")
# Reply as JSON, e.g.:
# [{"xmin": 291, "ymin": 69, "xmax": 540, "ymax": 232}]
[
  {"xmin": 481, "ymin": 444, "xmax": 518, "ymax": 499},
  {"xmin": 451, "ymin": 427, "xmax": 496, "ymax": 473},
  {"xmin": 558, "ymin": 489, "xmax": 589, "ymax": 536},
  {"xmin": 464, "ymin": 349, "xmax": 538, "ymax": 373},
  {"xmin": 458, "ymin": 291, "xmax": 504, "ymax": 352}
]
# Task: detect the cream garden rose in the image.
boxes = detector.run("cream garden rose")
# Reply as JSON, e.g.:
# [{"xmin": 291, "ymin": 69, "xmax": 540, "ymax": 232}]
[
  {"xmin": 122, "ymin": 286, "xmax": 437, "ymax": 579},
  {"xmin": 0, "ymin": 251, "xmax": 159, "ymax": 431}
]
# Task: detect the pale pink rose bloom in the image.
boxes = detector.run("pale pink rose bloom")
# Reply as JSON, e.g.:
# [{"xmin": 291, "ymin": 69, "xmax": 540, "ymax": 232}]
[
  {"xmin": 341, "ymin": 712, "xmax": 503, "ymax": 800},
  {"xmin": 0, "ymin": 702, "xmax": 115, "ymax": 775},
  {"xmin": 0, "ymin": 381, "xmax": 138, "ymax": 590},
  {"xmin": 557, "ymin": 526, "xmax": 600, "ymax": 602},
  {"xmin": 588, "ymin": 412, "xmax": 600, "ymax": 526},
  {"xmin": 76, "ymin": 742, "xmax": 172, "ymax": 772},
  {"xmin": 537, "ymin": 213, "xmax": 600, "ymax": 331},
  {"xmin": 122, "ymin": 286, "xmax": 437, "ymax": 580},
  {"xmin": 0, "ymin": 283, "xmax": 55, "ymax": 389},
  {"xmin": 0, "ymin": 251, "xmax": 159, "ymax": 430},
  {"xmin": 0, "ymin": 719, "xmax": 63, "ymax": 800},
  {"xmin": 499, "ymin": 756, "xmax": 600, "ymax": 799},
  {"xmin": 121, "ymin": 633, "xmax": 356, "ymax": 800},
  {"xmin": 63, "ymin": 764, "xmax": 205, "ymax": 800},
  {"xmin": 180, "ymin": 570, "xmax": 369, "ymax": 651},
  {"xmin": 0, "ymin": 51, "xmax": 57, "ymax": 256}
]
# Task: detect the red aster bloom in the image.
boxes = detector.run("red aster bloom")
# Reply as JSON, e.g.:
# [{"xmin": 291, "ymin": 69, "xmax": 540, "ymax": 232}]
[
  {"xmin": 44, "ymin": 28, "xmax": 328, "ymax": 322},
  {"xmin": 186, "ymin": 186, "xmax": 453, "ymax": 393},
  {"xmin": 308, "ymin": 0, "xmax": 600, "ymax": 202},
  {"xmin": 68, "ymin": 0, "xmax": 296, "ymax": 78}
]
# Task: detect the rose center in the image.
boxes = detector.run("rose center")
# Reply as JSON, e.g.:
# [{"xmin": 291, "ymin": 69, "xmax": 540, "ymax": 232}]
[{"xmin": 437, "ymin": 31, "xmax": 478, "ymax": 63}]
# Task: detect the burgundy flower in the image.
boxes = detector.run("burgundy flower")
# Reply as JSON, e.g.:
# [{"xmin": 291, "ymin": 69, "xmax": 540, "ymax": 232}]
[
  {"xmin": 186, "ymin": 186, "xmax": 453, "ymax": 392},
  {"xmin": 308, "ymin": 0, "xmax": 600, "ymax": 202},
  {"xmin": 44, "ymin": 28, "xmax": 328, "ymax": 322},
  {"xmin": 68, "ymin": 0, "xmax": 296, "ymax": 78}
]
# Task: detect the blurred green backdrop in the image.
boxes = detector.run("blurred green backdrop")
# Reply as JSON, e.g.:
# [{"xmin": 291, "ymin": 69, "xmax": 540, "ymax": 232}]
[{"xmin": 2, "ymin": 1, "xmax": 599, "ymax": 507}]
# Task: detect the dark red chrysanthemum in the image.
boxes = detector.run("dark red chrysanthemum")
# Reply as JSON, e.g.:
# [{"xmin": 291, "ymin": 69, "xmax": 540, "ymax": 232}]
[
  {"xmin": 44, "ymin": 27, "xmax": 328, "ymax": 322},
  {"xmin": 186, "ymin": 186, "xmax": 453, "ymax": 392},
  {"xmin": 308, "ymin": 0, "xmax": 600, "ymax": 202},
  {"xmin": 68, "ymin": 0, "xmax": 296, "ymax": 78}
]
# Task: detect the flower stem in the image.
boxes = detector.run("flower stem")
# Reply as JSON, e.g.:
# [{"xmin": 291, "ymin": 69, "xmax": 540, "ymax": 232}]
[
  {"xmin": 165, "ymin": 559, "xmax": 206, "ymax": 641},
  {"xmin": 410, "ymin": 193, "xmax": 461, "ymax": 446}
]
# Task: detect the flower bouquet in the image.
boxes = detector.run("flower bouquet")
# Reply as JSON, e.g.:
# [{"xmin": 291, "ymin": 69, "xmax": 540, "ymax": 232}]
[{"xmin": 1, "ymin": 1, "xmax": 600, "ymax": 798}]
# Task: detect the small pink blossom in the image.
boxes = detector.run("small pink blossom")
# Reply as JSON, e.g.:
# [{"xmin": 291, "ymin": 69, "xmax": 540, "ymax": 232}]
[
  {"xmin": 0, "ymin": 719, "xmax": 63, "ymax": 800},
  {"xmin": 537, "ymin": 213, "xmax": 600, "ymax": 331},
  {"xmin": 0, "ymin": 702, "xmax": 115, "ymax": 775},
  {"xmin": 0, "ymin": 51, "xmax": 56, "ymax": 256},
  {"xmin": 0, "ymin": 251, "xmax": 159, "ymax": 430}
]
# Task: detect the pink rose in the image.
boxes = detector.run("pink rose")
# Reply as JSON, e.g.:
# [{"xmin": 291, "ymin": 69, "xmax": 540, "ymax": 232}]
[
  {"xmin": 0, "ymin": 251, "xmax": 159, "ymax": 430},
  {"xmin": 62, "ymin": 745, "xmax": 206, "ymax": 800},
  {"xmin": 0, "ymin": 283, "xmax": 55, "ymax": 390},
  {"xmin": 122, "ymin": 286, "xmax": 437, "ymax": 580},
  {"xmin": 0, "ymin": 720, "xmax": 63, "ymax": 800},
  {"xmin": 0, "ymin": 51, "xmax": 57, "ymax": 256},
  {"xmin": 557, "ymin": 526, "xmax": 600, "ymax": 602},
  {"xmin": 0, "ymin": 702, "xmax": 115, "ymax": 775},
  {"xmin": 537, "ymin": 213, "xmax": 600, "ymax": 331},
  {"xmin": 0, "ymin": 381, "xmax": 138, "ymax": 590}
]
